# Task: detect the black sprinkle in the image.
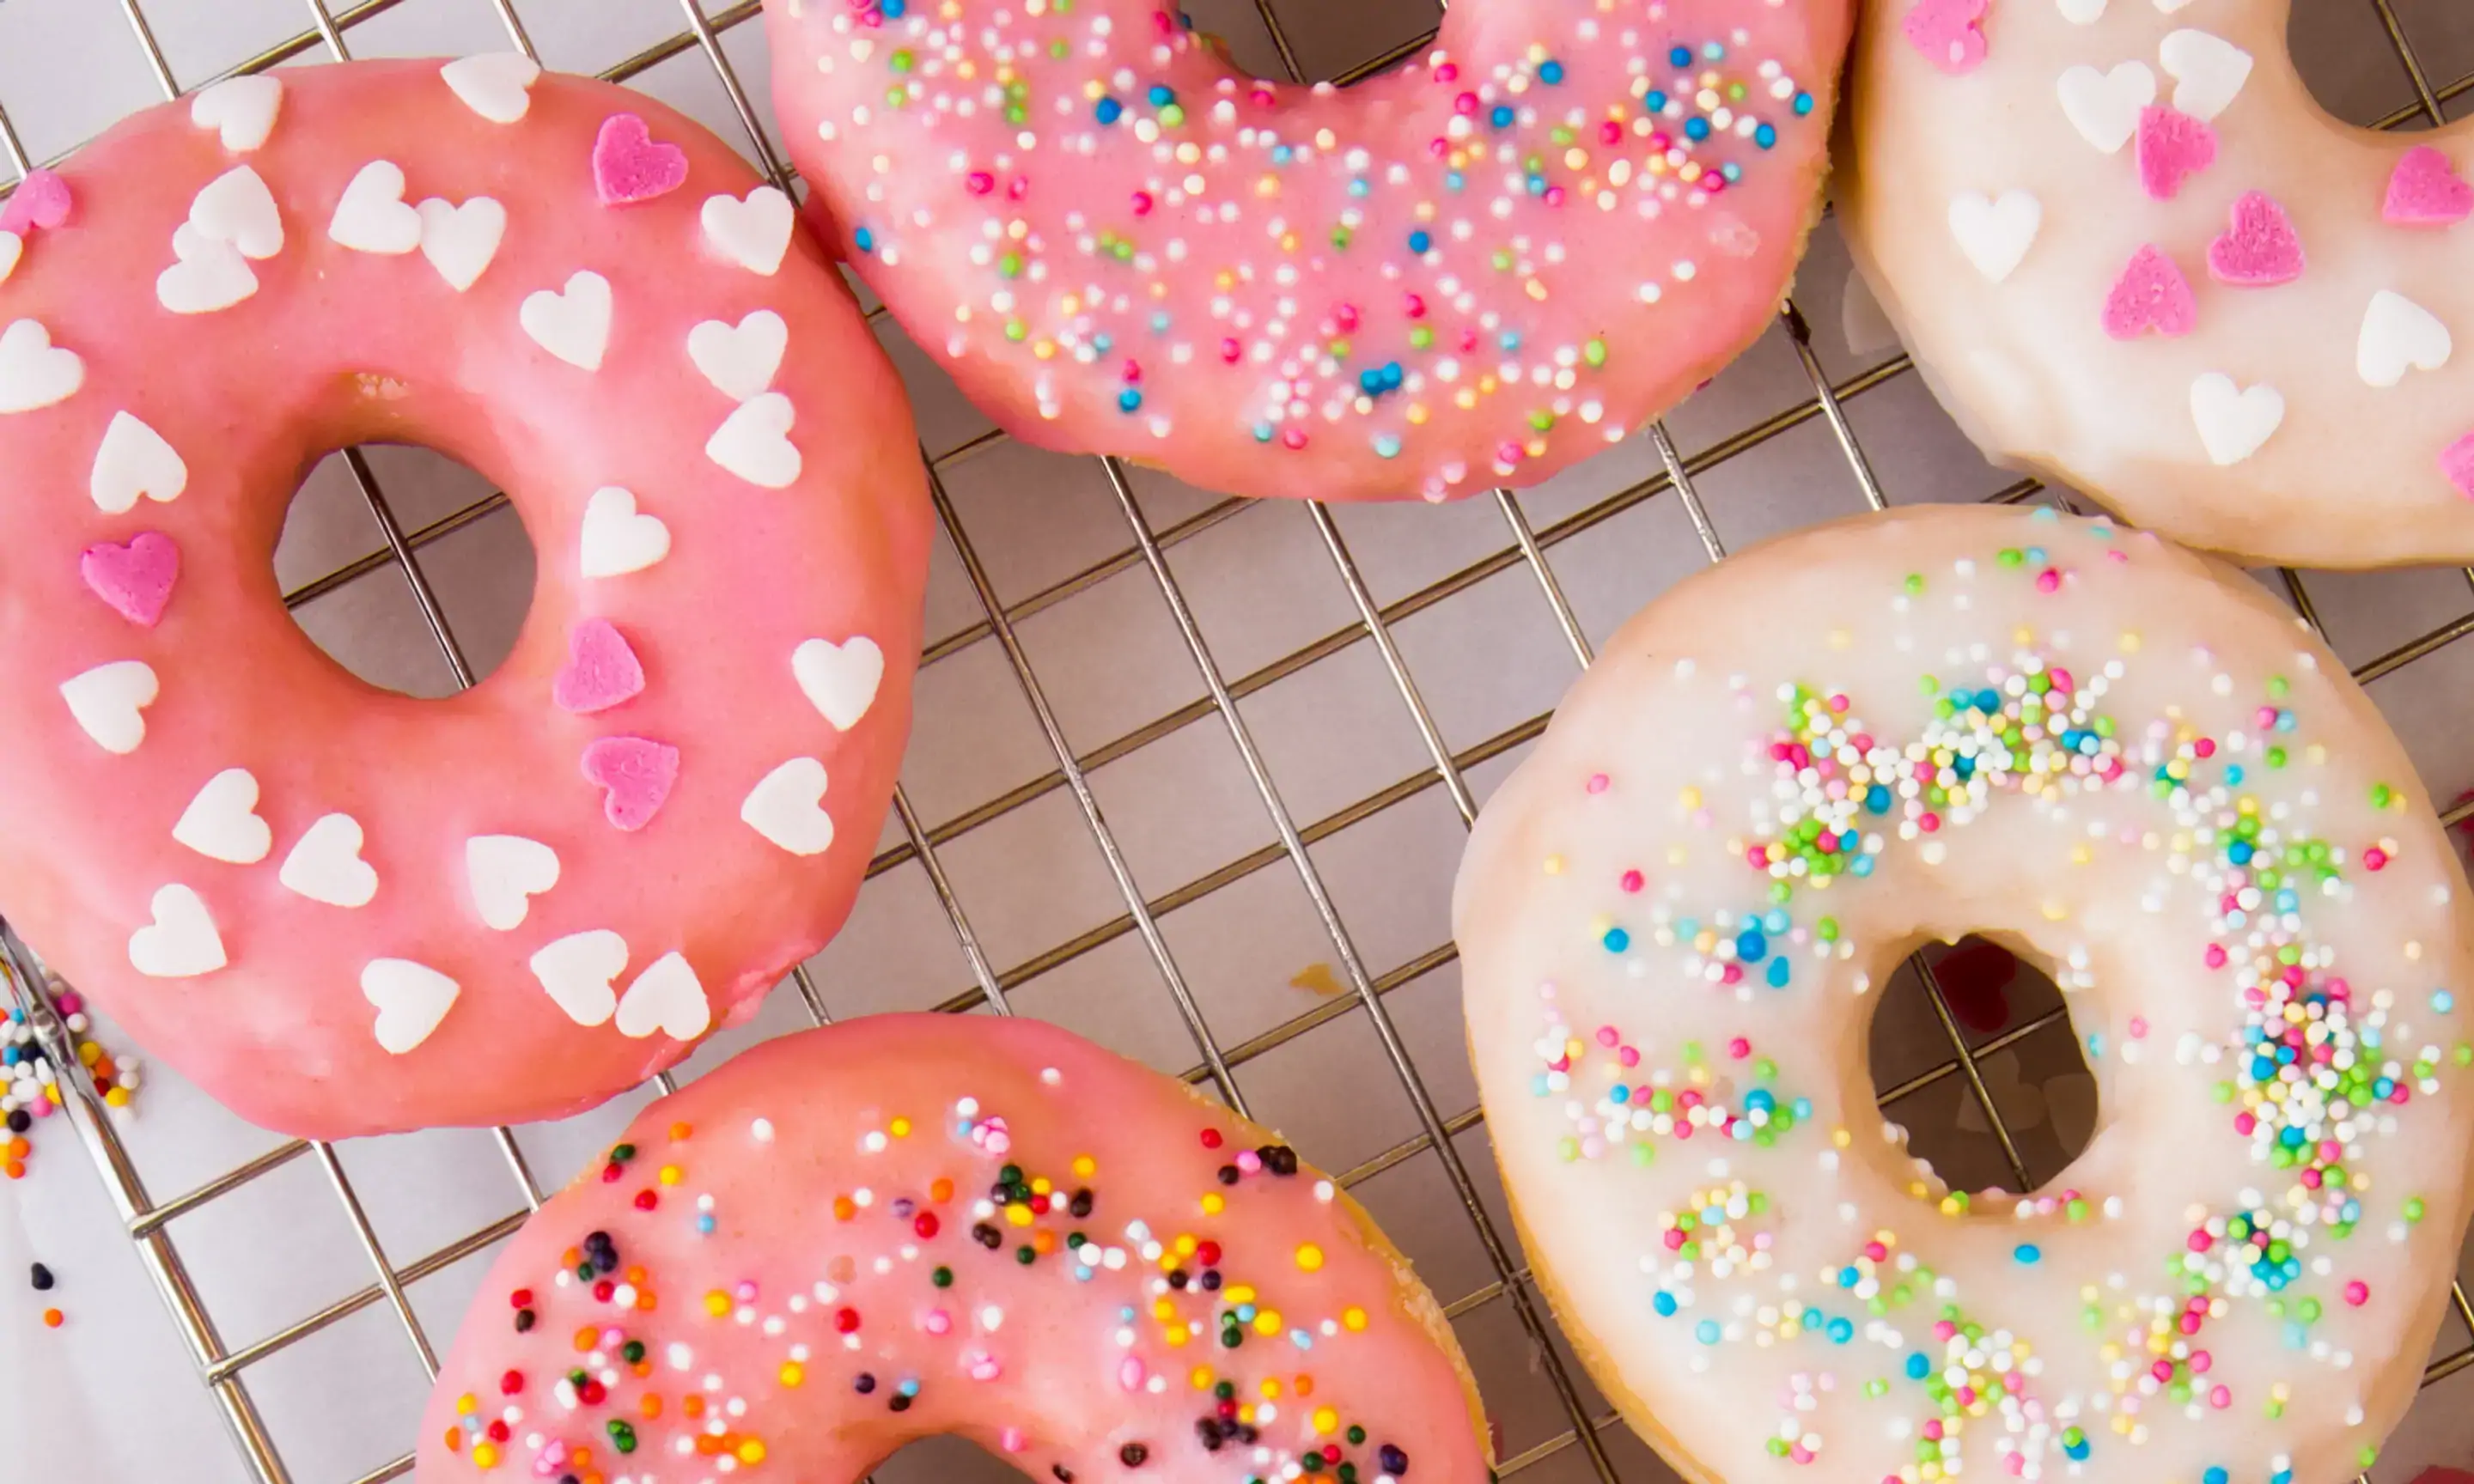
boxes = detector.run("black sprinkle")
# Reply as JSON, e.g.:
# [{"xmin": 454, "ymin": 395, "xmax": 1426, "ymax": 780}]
[
  {"xmin": 892, "ymin": 1197, "xmax": 916, "ymax": 1219},
  {"xmin": 1053, "ymin": 1468, "xmax": 1076, "ymax": 1483},
  {"xmin": 855, "ymin": 1373, "xmax": 877, "ymax": 1395},
  {"xmin": 1069, "ymin": 1189, "xmax": 1094, "ymax": 1218},
  {"xmin": 1216, "ymin": 1165, "xmax": 1241, "ymax": 1186},
  {"xmin": 1264, "ymin": 1145, "xmax": 1299, "ymax": 1177},
  {"xmin": 514, "ymin": 1309, "xmax": 536, "ymax": 1333},
  {"xmin": 29, "ymin": 1263, "xmax": 53, "ymax": 1292},
  {"xmin": 889, "ymin": 1393, "xmax": 913, "ymax": 1414},
  {"xmin": 1199, "ymin": 1271, "xmax": 1222, "ymax": 1292},
  {"xmin": 1379, "ymin": 1444, "xmax": 1410, "ymax": 1477},
  {"xmin": 1120, "ymin": 1444, "xmax": 1149, "ymax": 1469},
  {"xmin": 4, "ymin": 1110, "xmax": 27, "ymax": 1134},
  {"xmin": 1196, "ymin": 1419, "xmax": 1225, "ymax": 1452},
  {"xmin": 1236, "ymin": 1425, "xmax": 1259, "ymax": 1446},
  {"xmin": 974, "ymin": 1223, "xmax": 1004, "ymax": 1250},
  {"xmin": 1167, "ymin": 1269, "xmax": 1189, "ymax": 1290}
]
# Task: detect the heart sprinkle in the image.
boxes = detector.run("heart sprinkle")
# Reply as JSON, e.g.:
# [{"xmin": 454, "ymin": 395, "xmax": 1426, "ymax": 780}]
[
  {"xmin": 81, "ymin": 532, "xmax": 180, "ymax": 627},
  {"xmin": 2206, "ymin": 192, "xmax": 2305, "ymax": 287},
  {"xmin": 2386, "ymin": 146, "xmax": 2474, "ymax": 228},
  {"xmin": 2135, "ymin": 105, "xmax": 2216, "ymax": 201},
  {"xmin": 581, "ymin": 736, "xmax": 681, "ymax": 831},
  {"xmin": 0, "ymin": 168, "xmax": 71, "ymax": 235},
  {"xmin": 592, "ymin": 114, "xmax": 691, "ymax": 205},
  {"xmin": 1902, "ymin": 0, "xmax": 1988, "ymax": 76},
  {"xmin": 2100, "ymin": 246, "xmax": 2196, "ymax": 340},
  {"xmin": 553, "ymin": 619, "xmax": 648, "ymax": 715}
]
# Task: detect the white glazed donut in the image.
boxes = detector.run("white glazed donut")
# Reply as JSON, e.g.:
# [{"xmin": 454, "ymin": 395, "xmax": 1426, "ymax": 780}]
[
  {"xmin": 1455, "ymin": 505, "xmax": 2474, "ymax": 1484},
  {"xmin": 1837, "ymin": 0, "xmax": 2474, "ymax": 568}
]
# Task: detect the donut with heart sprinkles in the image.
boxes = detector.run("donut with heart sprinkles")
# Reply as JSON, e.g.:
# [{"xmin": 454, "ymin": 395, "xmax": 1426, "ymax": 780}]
[
  {"xmin": 759, "ymin": 0, "xmax": 1853, "ymax": 503},
  {"xmin": 416, "ymin": 1015, "xmax": 1490, "ymax": 1484},
  {"xmin": 1456, "ymin": 504, "xmax": 2474, "ymax": 1484},
  {"xmin": 0, "ymin": 58, "xmax": 930, "ymax": 1139},
  {"xmin": 1840, "ymin": 0, "xmax": 2474, "ymax": 568}
]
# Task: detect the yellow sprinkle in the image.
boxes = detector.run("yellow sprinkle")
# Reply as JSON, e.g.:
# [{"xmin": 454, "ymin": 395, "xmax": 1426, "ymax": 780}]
[
  {"xmin": 2118, "ymin": 631, "xmax": 2142, "ymax": 653},
  {"xmin": 2041, "ymin": 902, "xmax": 2069, "ymax": 921},
  {"xmin": 890, "ymin": 1117, "xmax": 911, "ymax": 1138},
  {"xmin": 472, "ymin": 1443, "xmax": 500, "ymax": 1470},
  {"xmin": 1006, "ymin": 1203, "xmax": 1034, "ymax": 1227},
  {"xmin": 1832, "ymin": 1128, "xmax": 1853, "ymax": 1149},
  {"xmin": 1191, "ymin": 1365, "xmax": 1215, "ymax": 1390},
  {"xmin": 1155, "ymin": 1298, "xmax": 1179, "ymax": 1322},
  {"xmin": 704, "ymin": 1291, "xmax": 731, "ymax": 1317},
  {"xmin": 1295, "ymin": 1244, "xmax": 1325, "ymax": 1273},
  {"xmin": 1679, "ymin": 787, "xmax": 1702, "ymax": 810},
  {"xmin": 1176, "ymin": 1235, "xmax": 1198, "ymax": 1256},
  {"xmin": 779, "ymin": 1362, "xmax": 803, "ymax": 1387},
  {"xmin": 1164, "ymin": 1326, "xmax": 1190, "ymax": 1347},
  {"xmin": 1202, "ymin": 1193, "xmax": 1226, "ymax": 1216},
  {"xmin": 1252, "ymin": 1310, "xmax": 1283, "ymax": 1335},
  {"xmin": 1543, "ymin": 855, "xmax": 1563, "ymax": 876},
  {"xmin": 1073, "ymin": 1155, "xmax": 1097, "ymax": 1178},
  {"xmin": 1228, "ymin": 1285, "xmax": 1257, "ymax": 1305},
  {"xmin": 1343, "ymin": 1305, "xmax": 1368, "ymax": 1331},
  {"xmin": 1261, "ymin": 1378, "xmax": 1283, "ymax": 1399},
  {"xmin": 659, "ymin": 1165, "xmax": 682, "ymax": 1186},
  {"xmin": 738, "ymin": 1441, "xmax": 767, "ymax": 1465},
  {"xmin": 1313, "ymin": 1406, "xmax": 1339, "ymax": 1435},
  {"xmin": 456, "ymin": 1394, "xmax": 479, "ymax": 1416},
  {"xmin": 1032, "ymin": 1177, "xmax": 1052, "ymax": 1196}
]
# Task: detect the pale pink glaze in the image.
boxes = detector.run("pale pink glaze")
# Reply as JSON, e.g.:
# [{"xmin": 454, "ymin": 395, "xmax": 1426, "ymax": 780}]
[
  {"xmin": 0, "ymin": 61, "xmax": 931, "ymax": 1139},
  {"xmin": 761, "ymin": 0, "xmax": 1851, "ymax": 503},
  {"xmin": 415, "ymin": 1015, "xmax": 1490, "ymax": 1484}
]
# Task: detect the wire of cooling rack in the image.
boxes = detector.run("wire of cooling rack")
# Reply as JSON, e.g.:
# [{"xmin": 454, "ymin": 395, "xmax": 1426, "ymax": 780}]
[{"xmin": 7, "ymin": 3, "xmax": 2474, "ymax": 1482}]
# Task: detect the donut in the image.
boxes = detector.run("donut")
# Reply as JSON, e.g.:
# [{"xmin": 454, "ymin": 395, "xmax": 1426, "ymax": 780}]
[
  {"xmin": 759, "ymin": 0, "xmax": 1853, "ymax": 503},
  {"xmin": 0, "ymin": 58, "xmax": 930, "ymax": 1139},
  {"xmin": 1837, "ymin": 0, "xmax": 2474, "ymax": 568},
  {"xmin": 414, "ymin": 1013, "xmax": 1490, "ymax": 1483},
  {"xmin": 1453, "ymin": 504, "xmax": 2474, "ymax": 1484}
]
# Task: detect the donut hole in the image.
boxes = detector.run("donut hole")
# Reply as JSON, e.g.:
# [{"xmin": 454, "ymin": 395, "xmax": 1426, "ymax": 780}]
[
  {"xmin": 1871, "ymin": 936, "xmax": 2097, "ymax": 1195},
  {"xmin": 276, "ymin": 443, "xmax": 538, "ymax": 698}
]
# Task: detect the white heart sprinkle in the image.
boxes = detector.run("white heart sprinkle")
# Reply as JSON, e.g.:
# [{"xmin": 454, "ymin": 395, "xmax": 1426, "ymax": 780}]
[
  {"xmin": 281, "ymin": 813, "xmax": 378, "ymax": 908},
  {"xmin": 416, "ymin": 197, "xmax": 506, "ymax": 292},
  {"xmin": 2190, "ymin": 373, "xmax": 2284, "ymax": 465},
  {"xmin": 0, "ymin": 318, "xmax": 84, "ymax": 414},
  {"xmin": 328, "ymin": 161, "xmax": 422, "ymax": 255},
  {"xmin": 530, "ymin": 929, "xmax": 627, "ymax": 1027},
  {"xmin": 521, "ymin": 270, "xmax": 612, "ymax": 371},
  {"xmin": 59, "ymin": 660, "xmax": 157, "ymax": 755},
  {"xmin": 466, "ymin": 835, "xmax": 560, "ymax": 931},
  {"xmin": 579, "ymin": 486, "xmax": 670, "ymax": 579},
  {"xmin": 1947, "ymin": 191, "xmax": 2041, "ymax": 283},
  {"xmin": 2057, "ymin": 0, "xmax": 2106, "ymax": 21},
  {"xmin": 2159, "ymin": 29, "xmax": 2252, "ymax": 122},
  {"xmin": 442, "ymin": 53, "xmax": 541, "ymax": 125},
  {"xmin": 2357, "ymin": 289, "xmax": 2451, "ymax": 388},
  {"xmin": 706, "ymin": 391, "xmax": 801, "ymax": 488},
  {"xmin": 687, "ymin": 310, "xmax": 788, "ymax": 402},
  {"xmin": 2056, "ymin": 61, "xmax": 2154, "ymax": 155},
  {"xmin": 156, "ymin": 224, "xmax": 259, "ymax": 314},
  {"xmin": 701, "ymin": 186, "xmax": 796, "ymax": 276},
  {"xmin": 742, "ymin": 757, "xmax": 835, "ymax": 855},
  {"xmin": 362, "ymin": 958, "xmax": 457, "ymax": 1054},
  {"xmin": 2153, "ymin": 0, "xmax": 2196, "ymax": 13},
  {"xmin": 129, "ymin": 885, "xmax": 225, "ymax": 978},
  {"xmin": 173, "ymin": 768, "xmax": 273, "ymax": 865},
  {"xmin": 792, "ymin": 636, "xmax": 883, "ymax": 730},
  {"xmin": 90, "ymin": 411, "xmax": 187, "ymax": 513},
  {"xmin": 615, "ymin": 951, "xmax": 709, "ymax": 1041},
  {"xmin": 190, "ymin": 76, "xmax": 283, "ymax": 152},
  {"xmin": 189, "ymin": 165, "xmax": 283, "ymax": 259},
  {"xmin": 0, "ymin": 232, "xmax": 21, "ymax": 286}
]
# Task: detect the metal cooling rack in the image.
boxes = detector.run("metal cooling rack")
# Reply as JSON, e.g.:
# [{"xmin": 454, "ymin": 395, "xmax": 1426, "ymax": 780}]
[{"xmin": 5, "ymin": 1, "xmax": 2474, "ymax": 1481}]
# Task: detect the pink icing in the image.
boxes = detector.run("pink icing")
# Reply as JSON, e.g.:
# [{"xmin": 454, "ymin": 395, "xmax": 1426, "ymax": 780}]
[
  {"xmin": 580, "ymin": 735, "xmax": 680, "ymax": 831},
  {"xmin": 591, "ymin": 113, "xmax": 689, "ymax": 205},
  {"xmin": 2442, "ymin": 432, "xmax": 2474, "ymax": 499},
  {"xmin": 551, "ymin": 617, "xmax": 645, "ymax": 714},
  {"xmin": 2207, "ymin": 191, "xmax": 2306, "ymax": 286},
  {"xmin": 1902, "ymin": 0, "xmax": 1988, "ymax": 76},
  {"xmin": 79, "ymin": 532, "xmax": 180, "ymax": 627},
  {"xmin": 0, "ymin": 167, "xmax": 71, "ymax": 234},
  {"xmin": 413, "ymin": 1016, "xmax": 1491, "ymax": 1484},
  {"xmin": 762, "ymin": 0, "xmax": 1855, "ymax": 503},
  {"xmin": 2385, "ymin": 145, "xmax": 2473, "ymax": 227},
  {"xmin": 2136, "ymin": 106, "xmax": 2217, "ymax": 201},
  {"xmin": 0, "ymin": 63, "xmax": 932, "ymax": 1139},
  {"xmin": 2101, "ymin": 245, "xmax": 2197, "ymax": 340}
]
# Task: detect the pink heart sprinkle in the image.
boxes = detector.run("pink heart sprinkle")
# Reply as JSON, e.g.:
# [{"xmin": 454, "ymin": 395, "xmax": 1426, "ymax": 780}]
[
  {"xmin": 1901, "ymin": 0, "xmax": 1988, "ymax": 76},
  {"xmin": 79, "ymin": 532, "xmax": 180, "ymax": 627},
  {"xmin": 2136, "ymin": 106, "xmax": 2217, "ymax": 202},
  {"xmin": 2442, "ymin": 432, "xmax": 2474, "ymax": 499},
  {"xmin": 580, "ymin": 736, "xmax": 679, "ymax": 831},
  {"xmin": 2207, "ymin": 192, "xmax": 2305, "ymax": 287},
  {"xmin": 592, "ymin": 114, "xmax": 689, "ymax": 205},
  {"xmin": 2385, "ymin": 145, "xmax": 2473, "ymax": 227},
  {"xmin": 0, "ymin": 167, "xmax": 72, "ymax": 234},
  {"xmin": 552, "ymin": 618, "xmax": 646, "ymax": 714},
  {"xmin": 2101, "ymin": 245, "xmax": 2197, "ymax": 339}
]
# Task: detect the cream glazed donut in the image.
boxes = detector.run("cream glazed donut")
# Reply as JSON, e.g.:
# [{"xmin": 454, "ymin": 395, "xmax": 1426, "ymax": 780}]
[
  {"xmin": 1839, "ymin": 0, "xmax": 2474, "ymax": 568},
  {"xmin": 415, "ymin": 1014, "xmax": 1490, "ymax": 1484},
  {"xmin": 1454, "ymin": 505, "xmax": 2474, "ymax": 1484},
  {"xmin": 761, "ymin": 0, "xmax": 1852, "ymax": 503},
  {"xmin": 0, "ymin": 60, "xmax": 930, "ymax": 1138}
]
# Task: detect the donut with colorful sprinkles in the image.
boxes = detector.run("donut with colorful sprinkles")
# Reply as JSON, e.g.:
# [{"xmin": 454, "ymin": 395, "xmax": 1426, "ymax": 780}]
[
  {"xmin": 0, "ymin": 59, "xmax": 930, "ymax": 1139},
  {"xmin": 761, "ymin": 0, "xmax": 1853, "ymax": 502},
  {"xmin": 1839, "ymin": 0, "xmax": 2474, "ymax": 567},
  {"xmin": 414, "ymin": 1014, "xmax": 1490, "ymax": 1484},
  {"xmin": 1453, "ymin": 505, "xmax": 2474, "ymax": 1484}
]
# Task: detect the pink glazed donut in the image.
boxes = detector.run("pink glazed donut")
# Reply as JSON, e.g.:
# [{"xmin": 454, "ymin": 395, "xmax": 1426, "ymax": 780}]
[
  {"xmin": 0, "ymin": 59, "xmax": 930, "ymax": 1139},
  {"xmin": 416, "ymin": 1015, "xmax": 1490, "ymax": 1484},
  {"xmin": 761, "ymin": 0, "xmax": 1853, "ymax": 503}
]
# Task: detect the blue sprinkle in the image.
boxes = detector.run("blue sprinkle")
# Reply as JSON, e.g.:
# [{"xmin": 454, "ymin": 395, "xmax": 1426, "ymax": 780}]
[
  {"xmin": 1444, "ymin": 170, "xmax": 1465, "ymax": 192},
  {"xmin": 1721, "ymin": 161, "xmax": 1741, "ymax": 183},
  {"xmin": 1539, "ymin": 60, "xmax": 1565, "ymax": 85},
  {"xmin": 1603, "ymin": 928, "xmax": 1631, "ymax": 953},
  {"xmin": 1372, "ymin": 434, "xmax": 1402, "ymax": 459},
  {"xmin": 1147, "ymin": 84, "xmax": 1174, "ymax": 107},
  {"xmin": 1095, "ymin": 97, "xmax": 1123, "ymax": 125},
  {"xmin": 2227, "ymin": 764, "xmax": 2245, "ymax": 785},
  {"xmin": 1490, "ymin": 104, "xmax": 1516, "ymax": 129},
  {"xmin": 1347, "ymin": 178, "xmax": 1370, "ymax": 198},
  {"xmin": 1703, "ymin": 40, "xmax": 1725, "ymax": 60},
  {"xmin": 2434, "ymin": 990, "xmax": 2456, "ymax": 1014},
  {"xmin": 2064, "ymin": 1438, "xmax": 2091, "ymax": 1462},
  {"xmin": 1865, "ymin": 784, "xmax": 1892, "ymax": 814},
  {"xmin": 1904, "ymin": 1353, "xmax": 1930, "ymax": 1380},
  {"xmin": 1609, "ymin": 1085, "xmax": 1630, "ymax": 1104},
  {"xmin": 1408, "ymin": 228, "xmax": 1431, "ymax": 254},
  {"xmin": 1793, "ymin": 1098, "xmax": 1812, "ymax": 1120},
  {"xmin": 1685, "ymin": 118, "xmax": 1711, "ymax": 142},
  {"xmin": 881, "ymin": 0, "xmax": 905, "ymax": 14},
  {"xmin": 1693, "ymin": 1319, "xmax": 1721, "ymax": 1345},
  {"xmin": 1793, "ymin": 92, "xmax": 1815, "ymax": 115},
  {"xmin": 1837, "ymin": 1266, "xmax": 1861, "ymax": 1290},
  {"xmin": 1746, "ymin": 1089, "xmax": 1776, "ymax": 1115},
  {"xmin": 1850, "ymin": 855, "xmax": 1875, "ymax": 878},
  {"xmin": 1252, "ymin": 423, "xmax": 1275, "ymax": 443},
  {"xmin": 1826, "ymin": 1317, "xmax": 1854, "ymax": 1343},
  {"xmin": 1646, "ymin": 89, "xmax": 1669, "ymax": 112},
  {"xmin": 1653, "ymin": 1291, "xmax": 1679, "ymax": 1317},
  {"xmin": 1763, "ymin": 953, "xmax": 1788, "ymax": 986},
  {"xmin": 2013, "ymin": 1244, "xmax": 2040, "ymax": 1265},
  {"xmin": 1755, "ymin": 123, "xmax": 1777, "ymax": 149},
  {"xmin": 2282, "ymin": 1321, "xmax": 2307, "ymax": 1349},
  {"xmin": 1735, "ymin": 929, "xmax": 1767, "ymax": 964},
  {"xmin": 2228, "ymin": 841, "xmax": 2253, "ymax": 865},
  {"xmin": 1801, "ymin": 1307, "xmax": 1823, "ymax": 1329},
  {"xmin": 1118, "ymin": 388, "xmax": 1143, "ymax": 413},
  {"xmin": 899, "ymin": 1378, "xmax": 921, "ymax": 1397},
  {"xmin": 852, "ymin": 227, "xmax": 875, "ymax": 253},
  {"xmin": 2203, "ymin": 1469, "xmax": 2227, "ymax": 1484},
  {"xmin": 697, "ymin": 1214, "xmax": 716, "ymax": 1235},
  {"xmin": 2271, "ymin": 1474, "xmax": 2293, "ymax": 1484},
  {"xmin": 1669, "ymin": 46, "xmax": 1692, "ymax": 67}
]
